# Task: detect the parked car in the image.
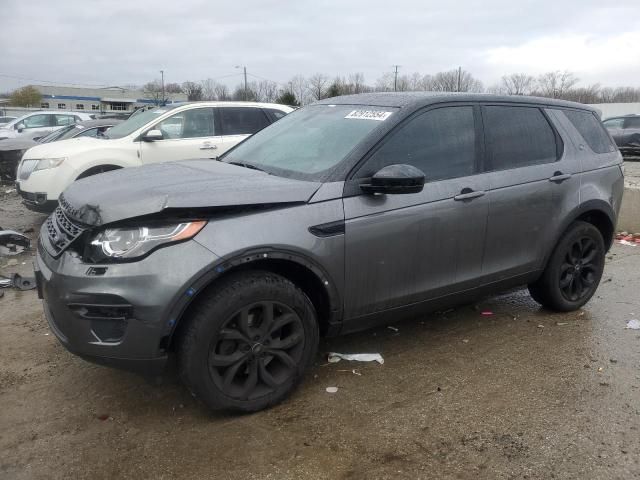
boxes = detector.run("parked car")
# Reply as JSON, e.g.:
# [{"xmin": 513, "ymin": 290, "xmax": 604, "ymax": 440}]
[
  {"xmin": 0, "ymin": 116, "xmax": 17, "ymax": 126},
  {"xmin": 0, "ymin": 119, "xmax": 121, "ymax": 181},
  {"xmin": 0, "ymin": 111, "xmax": 93, "ymax": 141},
  {"xmin": 602, "ymin": 114, "xmax": 640, "ymax": 157},
  {"xmin": 36, "ymin": 93, "xmax": 623, "ymax": 412},
  {"xmin": 16, "ymin": 102, "xmax": 292, "ymax": 211}
]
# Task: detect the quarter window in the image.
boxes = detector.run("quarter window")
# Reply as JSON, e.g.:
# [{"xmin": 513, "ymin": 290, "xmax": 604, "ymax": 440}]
[
  {"xmin": 155, "ymin": 108, "xmax": 215, "ymax": 139},
  {"xmin": 266, "ymin": 108, "xmax": 287, "ymax": 121},
  {"xmin": 564, "ymin": 110, "xmax": 615, "ymax": 154},
  {"xmin": 483, "ymin": 106, "xmax": 558, "ymax": 171},
  {"xmin": 220, "ymin": 107, "xmax": 270, "ymax": 135},
  {"xmin": 55, "ymin": 115, "xmax": 76, "ymax": 126},
  {"xmin": 358, "ymin": 106, "xmax": 476, "ymax": 181}
]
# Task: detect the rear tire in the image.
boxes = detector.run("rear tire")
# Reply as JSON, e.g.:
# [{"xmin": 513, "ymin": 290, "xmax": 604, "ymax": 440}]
[
  {"xmin": 528, "ymin": 221, "xmax": 605, "ymax": 311},
  {"xmin": 178, "ymin": 271, "xmax": 319, "ymax": 412}
]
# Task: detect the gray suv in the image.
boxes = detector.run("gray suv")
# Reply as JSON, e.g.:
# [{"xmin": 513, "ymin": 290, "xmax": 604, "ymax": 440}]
[
  {"xmin": 603, "ymin": 114, "xmax": 640, "ymax": 156},
  {"xmin": 36, "ymin": 93, "xmax": 624, "ymax": 412}
]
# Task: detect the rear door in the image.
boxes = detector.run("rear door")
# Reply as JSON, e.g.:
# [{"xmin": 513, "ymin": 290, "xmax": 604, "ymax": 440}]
[
  {"xmin": 343, "ymin": 104, "xmax": 490, "ymax": 319},
  {"xmin": 218, "ymin": 107, "xmax": 271, "ymax": 155},
  {"xmin": 139, "ymin": 107, "xmax": 221, "ymax": 164},
  {"xmin": 480, "ymin": 104, "xmax": 577, "ymax": 281}
]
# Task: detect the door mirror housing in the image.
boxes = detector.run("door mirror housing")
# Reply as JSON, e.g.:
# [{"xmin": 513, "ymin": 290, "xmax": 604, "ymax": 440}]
[
  {"xmin": 142, "ymin": 129, "xmax": 163, "ymax": 141},
  {"xmin": 15, "ymin": 123, "xmax": 25, "ymax": 132},
  {"xmin": 360, "ymin": 164, "xmax": 426, "ymax": 195}
]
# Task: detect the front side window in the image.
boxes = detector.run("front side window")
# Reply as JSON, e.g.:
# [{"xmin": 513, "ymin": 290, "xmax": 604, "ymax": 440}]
[
  {"xmin": 356, "ymin": 106, "xmax": 476, "ymax": 181},
  {"xmin": 483, "ymin": 106, "xmax": 558, "ymax": 171},
  {"xmin": 22, "ymin": 114, "xmax": 51, "ymax": 128},
  {"xmin": 223, "ymin": 104, "xmax": 395, "ymax": 181},
  {"xmin": 155, "ymin": 108, "xmax": 215, "ymax": 139},
  {"xmin": 220, "ymin": 107, "xmax": 269, "ymax": 135}
]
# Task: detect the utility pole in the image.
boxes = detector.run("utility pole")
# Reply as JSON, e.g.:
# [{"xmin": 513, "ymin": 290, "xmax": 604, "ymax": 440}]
[
  {"xmin": 236, "ymin": 65, "xmax": 248, "ymax": 100},
  {"xmin": 457, "ymin": 66, "xmax": 461, "ymax": 93},
  {"xmin": 160, "ymin": 70, "xmax": 165, "ymax": 105},
  {"xmin": 393, "ymin": 65, "xmax": 400, "ymax": 92}
]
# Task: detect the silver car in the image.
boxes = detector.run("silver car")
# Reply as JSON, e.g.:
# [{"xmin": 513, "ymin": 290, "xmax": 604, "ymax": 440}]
[
  {"xmin": 603, "ymin": 114, "xmax": 640, "ymax": 157},
  {"xmin": 36, "ymin": 93, "xmax": 624, "ymax": 412}
]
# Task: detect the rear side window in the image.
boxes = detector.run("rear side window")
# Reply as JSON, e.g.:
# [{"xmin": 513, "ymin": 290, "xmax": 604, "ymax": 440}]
[
  {"xmin": 483, "ymin": 106, "xmax": 558, "ymax": 171},
  {"xmin": 564, "ymin": 110, "xmax": 615, "ymax": 154},
  {"xmin": 359, "ymin": 106, "xmax": 476, "ymax": 181},
  {"xmin": 220, "ymin": 107, "xmax": 270, "ymax": 135},
  {"xmin": 603, "ymin": 118, "xmax": 624, "ymax": 129},
  {"xmin": 624, "ymin": 117, "xmax": 640, "ymax": 128},
  {"xmin": 266, "ymin": 109, "xmax": 287, "ymax": 121}
]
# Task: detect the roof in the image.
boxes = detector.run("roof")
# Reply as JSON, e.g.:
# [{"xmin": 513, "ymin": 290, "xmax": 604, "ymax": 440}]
[
  {"xmin": 76, "ymin": 118, "xmax": 123, "ymax": 128},
  {"xmin": 315, "ymin": 92, "xmax": 597, "ymax": 112}
]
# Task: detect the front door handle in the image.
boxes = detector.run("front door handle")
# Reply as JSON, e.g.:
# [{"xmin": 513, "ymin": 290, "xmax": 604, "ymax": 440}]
[
  {"xmin": 549, "ymin": 171, "xmax": 572, "ymax": 183},
  {"xmin": 200, "ymin": 143, "xmax": 218, "ymax": 150},
  {"xmin": 454, "ymin": 189, "xmax": 486, "ymax": 201}
]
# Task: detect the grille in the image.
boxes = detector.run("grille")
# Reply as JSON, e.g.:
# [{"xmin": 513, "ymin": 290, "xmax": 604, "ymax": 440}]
[
  {"xmin": 44, "ymin": 205, "xmax": 86, "ymax": 257},
  {"xmin": 18, "ymin": 159, "xmax": 39, "ymax": 180}
]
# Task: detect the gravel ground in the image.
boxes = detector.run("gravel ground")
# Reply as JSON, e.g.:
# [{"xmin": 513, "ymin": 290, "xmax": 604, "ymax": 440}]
[
  {"xmin": 1, "ymin": 188, "xmax": 640, "ymax": 480},
  {"xmin": 624, "ymin": 160, "xmax": 640, "ymax": 189}
]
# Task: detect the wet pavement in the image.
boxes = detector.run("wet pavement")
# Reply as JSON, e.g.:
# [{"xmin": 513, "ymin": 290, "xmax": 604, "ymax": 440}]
[{"xmin": 1, "ymin": 188, "xmax": 639, "ymax": 479}]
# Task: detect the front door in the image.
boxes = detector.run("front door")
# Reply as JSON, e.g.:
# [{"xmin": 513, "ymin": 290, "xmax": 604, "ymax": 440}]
[
  {"xmin": 140, "ymin": 107, "xmax": 222, "ymax": 164},
  {"xmin": 343, "ymin": 105, "xmax": 489, "ymax": 319}
]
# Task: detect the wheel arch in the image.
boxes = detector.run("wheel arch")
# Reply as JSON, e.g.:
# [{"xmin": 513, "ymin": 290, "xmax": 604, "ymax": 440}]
[
  {"xmin": 165, "ymin": 249, "xmax": 343, "ymax": 352},
  {"xmin": 76, "ymin": 163, "xmax": 123, "ymax": 180}
]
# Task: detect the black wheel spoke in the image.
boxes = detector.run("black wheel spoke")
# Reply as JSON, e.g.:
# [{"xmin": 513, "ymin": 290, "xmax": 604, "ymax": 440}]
[
  {"xmin": 239, "ymin": 361, "xmax": 259, "ymax": 399},
  {"xmin": 259, "ymin": 302, "xmax": 275, "ymax": 336},
  {"xmin": 222, "ymin": 358, "xmax": 247, "ymax": 390},
  {"xmin": 210, "ymin": 350, "xmax": 247, "ymax": 367},
  {"xmin": 269, "ymin": 332, "xmax": 303, "ymax": 350},
  {"xmin": 237, "ymin": 307, "xmax": 253, "ymax": 338},
  {"xmin": 267, "ymin": 349, "xmax": 297, "ymax": 370},
  {"xmin": 560, "ymin": 273, "xmax": 573, "ymax": 289},
  {"xmin": 267, "ymin": 313, "xmax": 297, "ymax": 336},
  {"xmin": 558, "ymin": 235, "xmax": 603, "ymax": 303},
  {"xmin": 258, "ymin": 358, "xmax": 279, "ymax": 388},
  {"xmin": 219, "ymin": 328, "xmax": 249, "ymax": 344}
]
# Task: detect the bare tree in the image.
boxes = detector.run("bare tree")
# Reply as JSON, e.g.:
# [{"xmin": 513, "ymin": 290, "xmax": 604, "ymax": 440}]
[
  {"xmin": 288, "ymin": 75, "xmax": 308, "ymax": 105},
  {"xmin": 143, "ymin": 80, "xmax": 165, "ymax": 105},
  {"xmin": 535, "ymin": 71, "xmax": 578, "ymax": 98},
  {"xmin": 430, "ymin": 69, "xmax": 483, "ymax": 92},
  {"xmin": 501, "ymin": 73, "xmax": 536, "ymax": 95},
  {"xmin": 182, "ymin": 81, "xmax": 203, "ymax": 101},
  {"xmin": 348, "ymin": 73, "xmax": 367, "ymax": 94},
  {"xmin": 307, "ymin": 73, "xmax": 329, "ymax": 101},
  {"xmin": 375, "ymin": 72, "xmax": 394, "ymax": 92}
]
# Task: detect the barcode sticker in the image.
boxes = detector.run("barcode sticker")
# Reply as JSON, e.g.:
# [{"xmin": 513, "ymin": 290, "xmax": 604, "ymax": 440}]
[{"xmin": 344, "ymin": 110, "xmax": 393, "ymax": 121}]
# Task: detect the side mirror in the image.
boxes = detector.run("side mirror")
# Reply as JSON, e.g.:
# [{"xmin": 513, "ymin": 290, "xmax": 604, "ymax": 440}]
[
  {"xmin": 16, "ymin": 123, "xmax": 25, "ymax": 132},
  {"xmin": 142, "ymin": 129, "xmax": 163, "ymax": 141},
  {"xmin": 360, "ymin": 164, "xmax": 425, "ymax": 195}
]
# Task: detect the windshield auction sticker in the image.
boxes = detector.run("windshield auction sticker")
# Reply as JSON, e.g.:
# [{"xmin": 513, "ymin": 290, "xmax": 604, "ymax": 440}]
[{"xmin": 344, "ymin": 110, "xmax": 393, "ymax": 121}]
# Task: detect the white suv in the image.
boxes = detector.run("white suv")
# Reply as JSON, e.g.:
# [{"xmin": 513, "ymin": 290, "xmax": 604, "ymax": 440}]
[
  {"xmin": 0, "ymin": 111, "xmax": 93, "ymax": 141},
  {"xmin": 16, "ymin": 102, "xmax": 292, "ymax": 211}
]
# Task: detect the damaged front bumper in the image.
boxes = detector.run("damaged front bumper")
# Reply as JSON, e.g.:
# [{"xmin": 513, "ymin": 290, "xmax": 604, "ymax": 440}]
[{"xmin": 36, "ymin": 235, "xmax": 220, "ymax": 376}]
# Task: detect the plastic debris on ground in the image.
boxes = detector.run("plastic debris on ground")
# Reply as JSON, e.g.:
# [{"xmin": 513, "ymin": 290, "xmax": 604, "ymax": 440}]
[
  {"xmin": 480, "ymin": 311, "xmax": 494, "ymax": 316},
  {"xmin": 0, "ymin": 229, "xmax": 31, "ymax": 256},
  {"xmin": 387, "ymin": 326, "xmax": 399, "ymax": 332},
  {"xmin": 625, "ymin": 319, "xmax": 640, "ymax": 330},
  {"xmin": 325, "ymin": 387, "xmax": 338, "ymax": 393},
  {"xmin": 0, "ymin": 273, "xmax": 37, "ymax": 291},
  {"xmin": 327, "ymin": 352, "xmax": 384, "ymax": 364},
  {"xmin": 616, "ymin": 232, "xmax": 640, "ymax": 246}
]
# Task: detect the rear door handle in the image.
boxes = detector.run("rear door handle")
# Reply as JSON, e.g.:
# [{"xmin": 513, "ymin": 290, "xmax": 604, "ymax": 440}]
[
  {"xmin": 549, "ymin": 171, "xmax": 572, "ymax": 183},
  {"xmin": 454, "ymin": 189, "xmax": 486, "ymax": 201},
  {"xmin": 200, "ymin": 143, "xmax": 217, "ymax": 150}
]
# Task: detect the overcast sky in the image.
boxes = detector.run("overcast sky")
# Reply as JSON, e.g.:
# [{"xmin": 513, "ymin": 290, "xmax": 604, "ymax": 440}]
[{"xmin": 2, "ymin": 0, "xmax": 639, "ymax": 92}]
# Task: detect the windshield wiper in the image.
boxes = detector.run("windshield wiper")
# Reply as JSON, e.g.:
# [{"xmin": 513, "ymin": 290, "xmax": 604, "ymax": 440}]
[{"xmin": 226, "ymin": 160, "xmax": 268, "ymax": 173}]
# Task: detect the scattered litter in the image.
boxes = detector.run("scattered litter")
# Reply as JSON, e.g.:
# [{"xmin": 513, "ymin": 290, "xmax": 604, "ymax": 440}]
[
  {"xmin": 0, "ymin": 277, "xmax": 11, "ymax": 288},
  {"xmin": 537, "ymin": 324, "xmax": 544, "ymax": 328},
  {"xmin": 338, "ymin": 369, "xmax": 362, "ymax": 376},
  {"xmin": 0, "ymin": 229, "xmax": 31, "ymax": 256},
  {"xmin": 387, "ymin": 326, "xmax": 399, "ymax": 332},
  {"xmin": 5, "ymin": 189, "xmax": 15, "ymax": 194},
  {"xmin": 6, "ymin": 273, "xmax": 36, "ymax": 291},
  {"xmin": 556, "ymin": 322, "xmax": 569, "ymax": 326},
  {"xmin": 325, "ymin": 387, "xmax": 338, "ymax": 393},
  {"xmin": 599, "ymin": 382, "xmax": 610, "ymax": 387},
  {"xmin": 44, "ymin": 333, "xmax": 49, "ymax": 336},
  {"xmin": 617, "ymin": 240, "xmax": 637, "ymax": 247},
  {"xmin": 578, "ymin": 311, "xmax": 585, "ymax": 317},
  {"xmin": 96, "ymin": 413, "xmax": 110, "ymax": 421},
  {"xmin": 328, "ymin": 352, "xmax": 384, "ymax": 364},
  {"xmin": 625, "ymin": 319, "xmax": 640, "ymax": 330},
  {"xmin": 462, "ymin": 339, "xmax": 469, "ymax": 344},
  {"xmin": 610, "ymin": 358, "xmax": 618, "ymax": 364},
  {"xmin": 480, "ymin": 311, "xmax": 494, "ymax": 316},
  {"xmin": 598, "ymin": 367, "xmax": 604, "ymax": 372}
]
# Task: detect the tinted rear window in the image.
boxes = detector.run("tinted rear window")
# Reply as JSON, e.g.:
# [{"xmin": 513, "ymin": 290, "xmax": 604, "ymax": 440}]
[
  {"xmin": 220, "ymin": 107, "xmax": 270, "ymax": 135},
  {"xmin": 483, "ymin": 106, "xmax": 558, "ymax": 171},
  {"xmin": 563, "ymin": 110, "xmax": 615, "ymax": 154},
  {"xmin": 624, "ymin": 117, "xmax": 640, "ymax": 128}
]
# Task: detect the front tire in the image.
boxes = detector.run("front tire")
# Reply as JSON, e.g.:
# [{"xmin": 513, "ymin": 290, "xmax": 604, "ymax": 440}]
[
  {"xmin": 528, "ymin": 221, "xmax": 605, "ymax": 311},
  {"xmin": 178, "ymin": 271, "xmax": 319, "ymax": 412}
]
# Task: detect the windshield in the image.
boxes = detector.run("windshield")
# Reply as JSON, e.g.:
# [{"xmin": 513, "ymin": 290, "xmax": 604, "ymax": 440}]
[
  {"xmin": 39, "ymin": 125, "xmax": 77, "ymax": 143},
  {"xmin": 223, "ymin": 104, "xmax": 396, "ymax": 181},
  {"xmin": 104, "ymin": 107, "xmax": 176, "ymax": 139}
]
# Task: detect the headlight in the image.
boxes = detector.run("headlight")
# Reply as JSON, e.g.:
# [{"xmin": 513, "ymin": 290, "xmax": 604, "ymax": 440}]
[
  {"xmin": 34, "ymin": 157, "xmax": 66, "ymax": 172},
  {"xmin": 87, "ymin": 221, "xmax": 206, "ymax": 262}
]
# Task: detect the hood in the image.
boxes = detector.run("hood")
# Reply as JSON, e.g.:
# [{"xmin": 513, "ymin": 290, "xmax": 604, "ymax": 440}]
[
  {"xmin": 61, "ymin": 159, "xmax": 322, "ymax": 226},
  {"xmin": 22, "ymin": 136, "xmax": 103, "ymax": 159},
  {"xmin": 0, "ymin": 137, "xmax": 38, "ymax": 152}
]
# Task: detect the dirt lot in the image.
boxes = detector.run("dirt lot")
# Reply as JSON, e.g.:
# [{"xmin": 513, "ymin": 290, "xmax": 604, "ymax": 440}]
[{"xmin": 1, "ymin": 187, "xmax": 640, "ymax": 480}]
